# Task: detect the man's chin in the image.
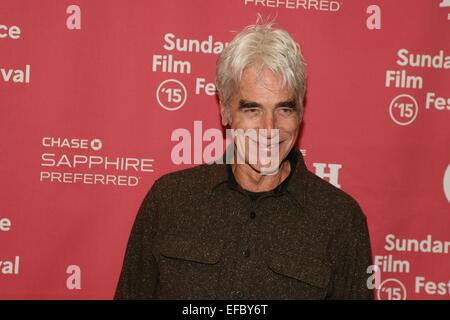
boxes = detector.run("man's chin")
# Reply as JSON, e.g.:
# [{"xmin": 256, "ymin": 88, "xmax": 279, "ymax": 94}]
[{"xmin": 247, "ymin": 162, "xmax": 282, "ymax": 176}]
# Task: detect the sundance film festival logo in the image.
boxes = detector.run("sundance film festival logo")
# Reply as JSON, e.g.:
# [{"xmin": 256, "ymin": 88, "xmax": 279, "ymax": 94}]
[
  {"xmin": 152, "ymin": 33, "xmax": 228, "ymax": 111},
  {"xmin": 39, "ymin": 137, "xmax": 154, "ymax": 187},
  {"xmin": 386, "ymin": 49, "xmax": 450, "ymax": 126},
  {"xmin": 374, "ymin": 233, "xmax": 450, "ymax": 299},
  {"xmin": 370, "ymin": 232, "xmax": 450, "ymax": 299}
]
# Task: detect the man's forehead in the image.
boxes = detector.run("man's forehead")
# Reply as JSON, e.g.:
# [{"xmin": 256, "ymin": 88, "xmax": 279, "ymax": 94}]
[
  {"xmin": 236, "ymin": 83, "xmax": 295, "ymax": 104},
  {"xmin": 237, "ymin": 67, "xmax": 292, "ymax": 96},
  {"xmin": 240, "ymin": 66, "xmax": 285, "ymax": 87}
]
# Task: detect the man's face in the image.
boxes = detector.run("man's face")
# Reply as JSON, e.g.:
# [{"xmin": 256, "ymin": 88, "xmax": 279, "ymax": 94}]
[{"xmin": 221, "ymin": 66, "xmax": 302, "ymax": 174}]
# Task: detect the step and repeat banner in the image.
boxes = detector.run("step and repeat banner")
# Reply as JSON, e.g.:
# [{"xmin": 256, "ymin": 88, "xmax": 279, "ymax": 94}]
[{"xmin": 1, "ymin": 0, "xmax": 449, "ymax": 300}]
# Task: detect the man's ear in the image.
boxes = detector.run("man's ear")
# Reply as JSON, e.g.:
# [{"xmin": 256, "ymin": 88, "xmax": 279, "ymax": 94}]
[
  {"xmin": 218, "ymin": 94, "xmax": 229, "ymax": 126},
  {"xmin": 220, "ymin": 104, "xmax": 229, "ymax": 126}
]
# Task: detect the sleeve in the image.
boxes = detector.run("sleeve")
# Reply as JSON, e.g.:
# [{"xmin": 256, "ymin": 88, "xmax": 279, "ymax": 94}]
[
  {"xmin": 327, "ymin": 201, "xmax": 375, "ymax": 300},
  {"xmin": 114, "ymin": 179, "xmax": 161, "ymax": 300}
]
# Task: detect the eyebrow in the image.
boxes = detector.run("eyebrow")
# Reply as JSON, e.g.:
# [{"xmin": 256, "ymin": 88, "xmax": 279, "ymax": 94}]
[
  {"xmin": 238, "ymin": 99, "xmax": 297, "ymax": 110},
  {"xmin": 276, "ymin": 99, "xmax": 298, "ymax": 109},
  {"xmin": 238, "ymin": 100, "xmax": 261, "ymax": 110}
]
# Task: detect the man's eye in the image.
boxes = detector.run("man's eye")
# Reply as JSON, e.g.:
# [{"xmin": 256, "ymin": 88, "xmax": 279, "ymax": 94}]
[
  {"xmin": 244, "ymin": 108, "xmax": 259, "ymax": 113},
  {"xmin": 279, "ymin": 108, "xmax": 294, "ymax": 114}
]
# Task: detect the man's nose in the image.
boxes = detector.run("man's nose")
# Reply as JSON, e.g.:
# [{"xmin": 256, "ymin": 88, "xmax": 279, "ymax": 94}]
[{"xmin": 260, "ymin": 112, "xmax": 276, "ymax": 137}]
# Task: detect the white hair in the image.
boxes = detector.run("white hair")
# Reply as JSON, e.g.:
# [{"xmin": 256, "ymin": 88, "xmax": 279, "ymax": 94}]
[{"xmin": 216, "ymin": 18, "xmax": 307, "ymax": 119}]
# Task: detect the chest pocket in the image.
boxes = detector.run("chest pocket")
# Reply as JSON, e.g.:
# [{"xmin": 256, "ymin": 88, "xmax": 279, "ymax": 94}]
[
  {"xmin": 157, "ymin": 235, "xmax": 224, "ymax": 299},
  {"xmin": 265, "ymin": 249, "xmax": 332, "ymax": 299},
  {"xmin": 159, "ymin": 235, "xmax": 224, "ymax": 264}
]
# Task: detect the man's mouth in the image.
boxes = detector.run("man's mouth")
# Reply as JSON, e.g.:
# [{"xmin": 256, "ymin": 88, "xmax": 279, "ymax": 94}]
[{"xmin": 249, "ymin": 139, "xmax": 284, "ymax": 150}]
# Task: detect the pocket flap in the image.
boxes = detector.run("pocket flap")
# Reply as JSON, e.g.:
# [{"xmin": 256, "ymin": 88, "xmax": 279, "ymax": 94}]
[
  {"xmin": 160, "ymin": 235, "xmax": 224, "ymax": 265},
  {"xmin": 267, "ymin": 250, "xmax": 331, "ymax": 288}
]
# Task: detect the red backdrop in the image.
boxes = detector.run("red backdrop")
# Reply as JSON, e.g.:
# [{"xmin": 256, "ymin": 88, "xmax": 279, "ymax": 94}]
[{"xmin": 1, "ymin": 0, "xmax": 449, "ymax": 300}]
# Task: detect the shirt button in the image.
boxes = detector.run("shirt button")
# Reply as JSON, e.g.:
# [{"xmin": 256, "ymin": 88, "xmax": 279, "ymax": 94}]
[
  {"xmin": 242, "ymin": 249, "xmax": 250, "ymax": 258},
  {"xmin": 250, "ymin": 211, "xmax": 256, "ymax": 219}
]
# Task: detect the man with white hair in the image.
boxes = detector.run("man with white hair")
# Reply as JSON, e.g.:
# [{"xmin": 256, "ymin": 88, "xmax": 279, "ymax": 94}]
[{"xmin": 115, "ymin": 20, "xmax": 374, "ymax": 300}]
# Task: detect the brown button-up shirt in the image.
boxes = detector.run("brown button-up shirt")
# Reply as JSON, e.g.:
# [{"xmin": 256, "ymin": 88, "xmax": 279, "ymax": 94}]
[{"xmin": 114, "ymin": 149, "xmax": 374, "ymax": 300}]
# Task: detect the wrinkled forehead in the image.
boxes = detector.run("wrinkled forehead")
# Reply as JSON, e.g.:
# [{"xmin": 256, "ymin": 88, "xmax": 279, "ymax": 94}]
[{"xmin": 237, "ymin": 66, "xmax": 295, "ymax": 100}]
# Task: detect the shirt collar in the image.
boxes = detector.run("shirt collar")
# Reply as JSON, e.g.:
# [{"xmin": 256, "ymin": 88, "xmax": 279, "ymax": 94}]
[
  {"xmin": 226, "ymin": 148, "xmax": 298, "ymax": 193},
  {"xmin": 209, "ymin": 147, "xmax": 309, "ymax": 206}
]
